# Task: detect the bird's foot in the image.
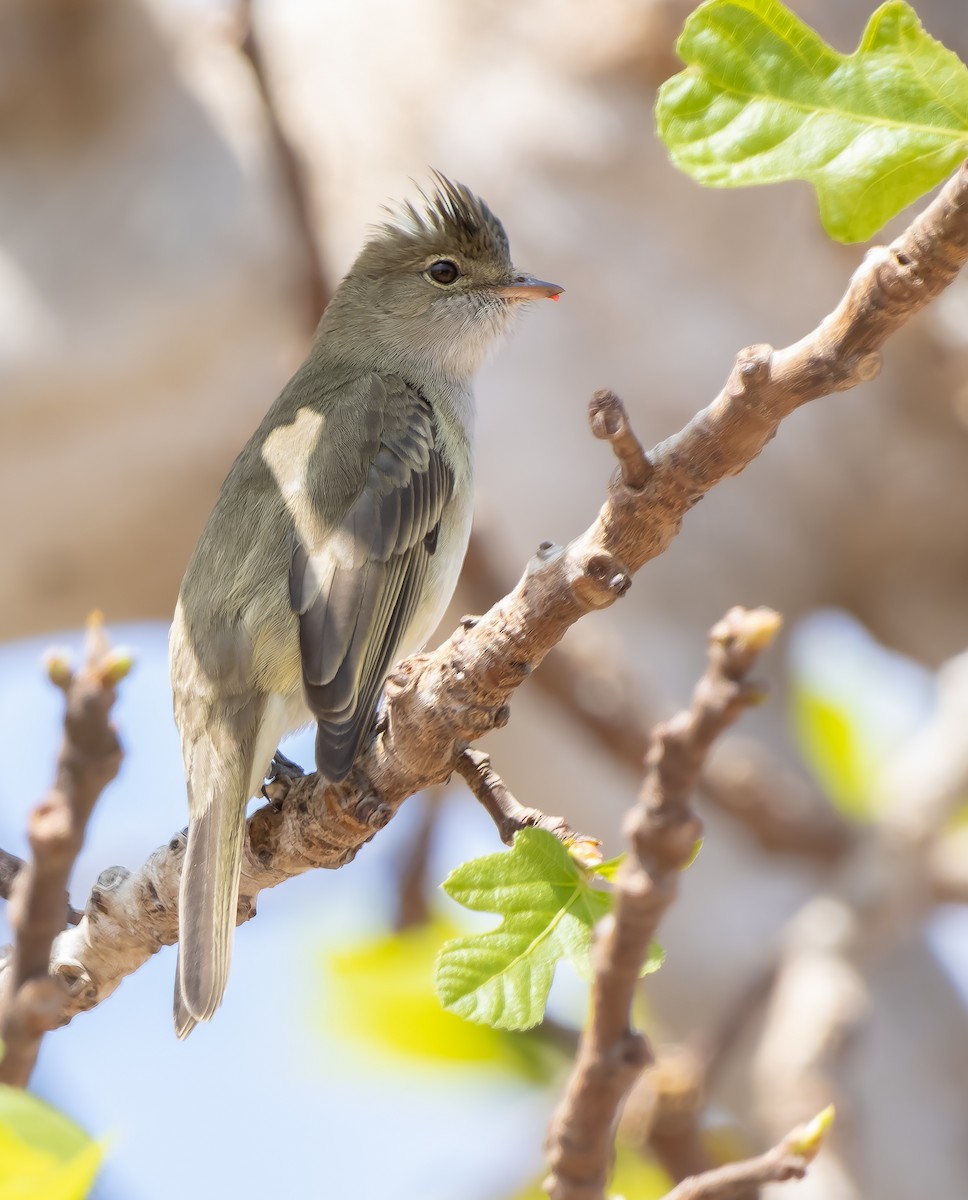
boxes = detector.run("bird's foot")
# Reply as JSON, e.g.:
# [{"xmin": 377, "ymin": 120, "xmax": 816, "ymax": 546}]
[{"xmin": 262, "ymin": 750, "xmax": 306, "ymax": 806}]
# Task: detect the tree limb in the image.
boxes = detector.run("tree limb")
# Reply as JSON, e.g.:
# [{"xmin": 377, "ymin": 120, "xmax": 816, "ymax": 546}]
[
  {"xmin": 464, "ymin": 533, "xmax": 854, "ymax": 864},
  {"xmin": 13, "ymin": 158, "xmax": 968, "ymax": 1030},
  {"xmin": 542, "ymin": 607, "xmax": 781, "ymax": 1200},
  {"xmin": 236, "ymin": 0, "xmax": 331, "ymax": 330},
  {"xmin": 660, "ymin": 1110, "xmax": 829, "ymax": 1200},
  {"xmin": 0, "ymin": 619, "xmax": 126, "ymax": 1085}
]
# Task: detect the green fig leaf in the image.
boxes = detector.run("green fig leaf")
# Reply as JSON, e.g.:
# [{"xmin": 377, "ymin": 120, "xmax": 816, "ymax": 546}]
[
  {"xmin": 436, "ymin": 829, "xmax": 661, "ymax": 1031},
  {"xmin": 656, "ymin": 0, "xmax": 968, "ymax": 241}
]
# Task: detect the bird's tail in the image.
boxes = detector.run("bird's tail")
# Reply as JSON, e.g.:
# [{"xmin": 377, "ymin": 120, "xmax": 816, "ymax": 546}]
[{"xmin": 174, "ymin": 702, "xmax": 264, "ymax": 1039}]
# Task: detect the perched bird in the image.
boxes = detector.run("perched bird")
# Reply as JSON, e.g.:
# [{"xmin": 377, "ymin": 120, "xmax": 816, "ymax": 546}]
[{"xmin": 169, "ymin": 174, "xmax": 562, "ymax": 1036}]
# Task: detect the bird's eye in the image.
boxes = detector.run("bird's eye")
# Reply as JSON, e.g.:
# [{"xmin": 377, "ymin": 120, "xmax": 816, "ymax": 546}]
[{"xmin": 426, "ymin": 259, "xmax": 460, "ymax": 285}]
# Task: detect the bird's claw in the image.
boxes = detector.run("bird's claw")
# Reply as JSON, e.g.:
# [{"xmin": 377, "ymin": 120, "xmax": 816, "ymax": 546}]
[{"xmin": 262, "ymin": 750, "xmax": 306, "ymax": 807}]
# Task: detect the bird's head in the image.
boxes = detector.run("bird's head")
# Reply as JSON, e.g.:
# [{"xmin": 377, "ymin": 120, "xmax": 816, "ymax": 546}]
[{"xmin": 324, "ymin": 173, "xmax": 563, "ymax": 383}]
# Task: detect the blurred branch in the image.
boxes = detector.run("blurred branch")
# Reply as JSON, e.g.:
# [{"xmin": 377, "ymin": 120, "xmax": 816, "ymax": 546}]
[
  {"xmin": 660, "ymin": 1108, "xmax": 832, "ymax": 1200},
  {"xmin": 620, "ymin": 1046, "xmax": 717, "ymax": 1189},
  {"xmin": 0, "ymin": 620, "xmax": 126, "ymax": 1086},
  {"xmin": 701, "ymin": 740, "xmax": 854, "ymax": 863},
  {"xmin": 751, "ymin": 646, "xmax": 968, "ymax": 1142},
  {"xmin": 15, "ymin": 159, "xmax": 968, "ymax": 1031},
  {"xmin": 616, "ymin": 964, "xmax": 778, "ymax": 1191},
  {"xmin": 543, "ymin": 608, "xmax": 781, "ymax": 1200},
  {"xmin": 930, "ymin": 836, "xmax": 968, "ymax": 904},
  {"xmin": 237, "ymin": 0, "xmax": 330, "ymax": 330},
  {"xmin": 695, "ymin": 960, "xmax": 779, "ymax": 1092},
  {"xmin": 463, "ymin": 536, "xmax": 854, "ymax": 864},
  {"xmin": 393, "ymin": 787, "xmax": 444, "ymax": 931}
]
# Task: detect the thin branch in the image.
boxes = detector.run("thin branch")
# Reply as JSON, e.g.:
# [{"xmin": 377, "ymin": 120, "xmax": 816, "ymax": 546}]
[
  {"xmin": 18, "ymin": 158, "xmax": 968, "ymax": 1030},
  {"xmin": 462, "ymin": 535, "xmax": 854, "ymax": 864},
  {"xmin": 236, "ymin": 0, "xmax": 330, "ymax": 330},
  {"xmin": 619, "ymin": 1047, "xmax": 718, "ymax": 1188},
  {"xmin": 749, "ymin": 640, "xmax": 968, "ymax": 1144},
  {"xmin": 663, "ymin": 1145, "xmax": 803, "ymax": 1200},
  {"xmin": 393, "ymin": 788, "xmax": 444, "ymax": 931},
  {"xmin": 543, "ymin": 607, "xmax": 782, "ymax": 1200},
  {"xmin": 588, "ymin": 388, "xmax": 653, "ymax": 489},
  {"xmin": 455, "ymin": 749, "xmax": 596, "ymax": 852},
  {"xmin": 695, "ymin": 959, "xmax": 779, "ymax": 1092},
  {"xmin": 701, "ymin": 740, "xmax": 854, "ymax": 863},
  {"xmin": 0, "ymin": 619, "xmax": 126, "ymax": 1086}
]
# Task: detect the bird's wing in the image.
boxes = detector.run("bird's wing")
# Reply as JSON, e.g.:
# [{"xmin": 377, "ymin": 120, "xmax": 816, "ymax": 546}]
[{"xmin": 289, "ymin": 374, "xmax": 453, "ymax": 779}]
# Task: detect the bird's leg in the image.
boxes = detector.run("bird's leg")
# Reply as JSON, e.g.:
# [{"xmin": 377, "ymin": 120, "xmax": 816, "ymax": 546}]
[{"xmin": 262, "ymin": 749, "xmax": 306, "ymax": 806}]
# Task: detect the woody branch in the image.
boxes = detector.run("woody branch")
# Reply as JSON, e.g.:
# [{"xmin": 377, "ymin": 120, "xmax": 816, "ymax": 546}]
[
  {"xmin": 4, "ymin": 159, "xmax": 968, "ymax": 1031},
  {"xmin": 543, "ymin": 606, "xmax": 782, "ymax": 1200},
  {"xmin": 0, "ymin": 620, "xmax": 127, "ymax": 1085}
]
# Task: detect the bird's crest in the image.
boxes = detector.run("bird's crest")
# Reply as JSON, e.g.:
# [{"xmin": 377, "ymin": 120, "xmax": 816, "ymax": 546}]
[{"xmin": 370, "ymin": 172, "xmax": 510, "ymax": 267}]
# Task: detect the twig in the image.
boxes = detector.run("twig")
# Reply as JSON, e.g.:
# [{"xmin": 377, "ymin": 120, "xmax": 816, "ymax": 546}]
[
  {"xmin": 393, "ymin": 788, "xmax": 444, "ymax": 931},
  {"xmin": 588, "ymin": 389, "xmax": 653, "ymax": 490},
  {"xmin": 543, "ymin": 608, "xmax": 782, "ymax": 1200},
  {"xmin": 695, "ymin": 959, "xmax": 779, "ymax": 1092},
  {"xmin": 750, "ymin": 641, "xmax": 968, "ymax": 1144},
  {"xmin": 455, "ymin": 749, "xmax": 596, "ymax": 852},
  {"xmin": 616, "ymin": 956, "xmax": 778, "ymax": 1187},
  {"xmin": 620, "ymin": 1047, "xmax": 717, "ymax": 1187},
  {"xmin": 660, "ymin": 1108, "xmax": 832, "ymax": 1200},
  {"xmin": 701, "ymin": 740, "xmax": 854, "ymax": 863},
  {"xmin": 17, "ymin": 158, "xmax": 968, "ymax": 1030},
  {"xmin": 0, "ymin": 618, "xmax": 127, "ymax": 1086},
  {"xmin": 462, "ymin": 534, "xmax": 854, "ymax": 864},
  {"xmin": 236, "ymin": 0, "xmax": 330, "ymax": 330}
]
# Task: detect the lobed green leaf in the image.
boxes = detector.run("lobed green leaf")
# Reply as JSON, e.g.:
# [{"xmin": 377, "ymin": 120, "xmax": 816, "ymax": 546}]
[
  {"xmin": 436, "ymin": 829, "xmax": 612, "ymax": 1030},
  {"xmin": 656, "ymin": 0, "xmax": 968, "ymax": 241}
]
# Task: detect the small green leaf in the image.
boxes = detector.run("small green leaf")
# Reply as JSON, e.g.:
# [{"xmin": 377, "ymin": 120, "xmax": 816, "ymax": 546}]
[
  {"xmin": 790, "ymin": 679, "xmax": 871, "ymax": 819},
  {"xmin": 0, "ymin": 1086, "xmax": 103, "ymax": 1200},
  {"xmin": 436, "ymin": 829, "xmax": 612, "ymax": 1030},
  {"xmin": 592, "ymin": 855, "xmax": 625, "ymax": 883},
  {"xmin": 682, "ymin": 838, "xmax": 704, "ymax": 870},
  {"xmin": 656, "ymin": 0, "xmax": 968, "ymax": 241},
  {"xmin": 324, "ymin": 920, "xmax": 561, "ymax": 1082},
  {"xmin": 641, "ymin": 942, "xmax": 666, "ymax": 977}
]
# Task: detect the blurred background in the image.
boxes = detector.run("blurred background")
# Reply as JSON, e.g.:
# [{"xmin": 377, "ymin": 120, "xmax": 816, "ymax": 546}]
[{"xmin": 3, "ymin": 0, "xmax": 968, "ymax": 1197}]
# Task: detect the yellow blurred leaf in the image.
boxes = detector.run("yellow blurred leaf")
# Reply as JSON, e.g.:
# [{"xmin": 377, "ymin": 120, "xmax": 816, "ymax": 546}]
[
  {"xmin": 510, "ymin": 1144, "xmax": 671, "ymax": 1200},
  {"xmin": 790, "ymin": 681, "xmax": 872, "ymax": 820},
  {"xmin": 323, "ymin": 919, "xmax": 562, "ymax": 1082},
  {"xmin": 0, "ymin": 1086, "xmax": 103, "ymax": 1200}
]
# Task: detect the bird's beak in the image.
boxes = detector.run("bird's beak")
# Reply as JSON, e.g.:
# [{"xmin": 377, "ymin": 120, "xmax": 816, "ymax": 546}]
[{"xmin": 492, "ymin": 274, "xmax": 564, "ymax": 302}]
